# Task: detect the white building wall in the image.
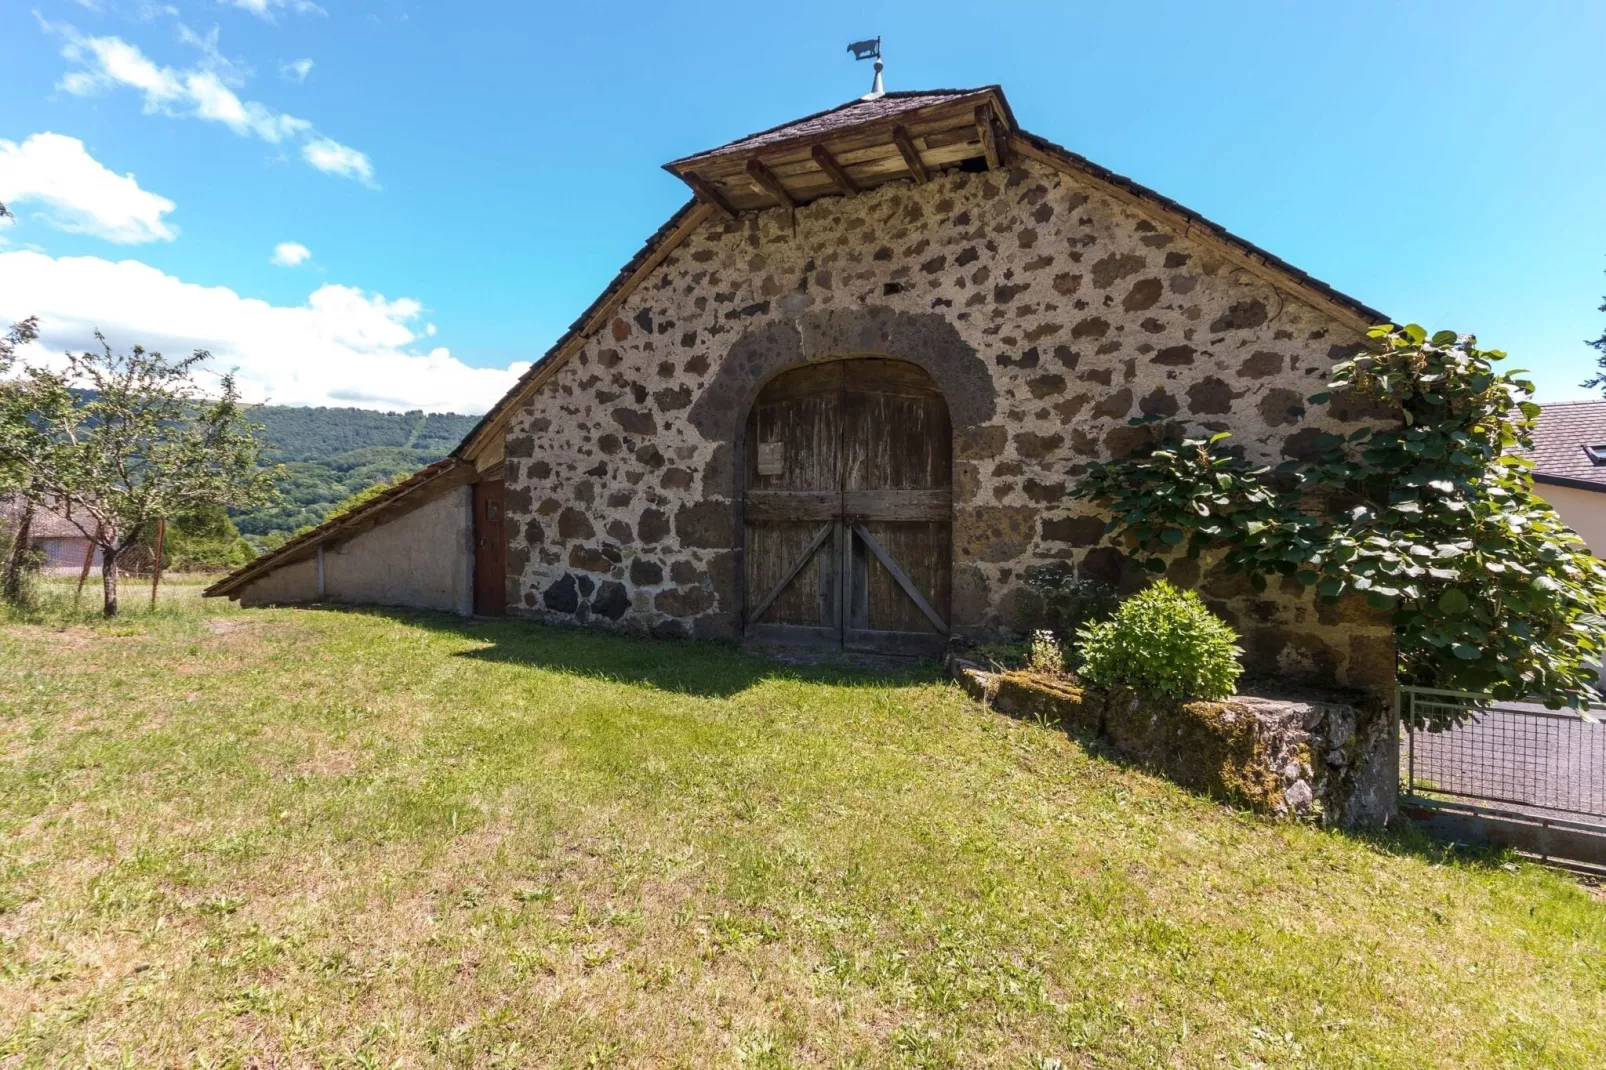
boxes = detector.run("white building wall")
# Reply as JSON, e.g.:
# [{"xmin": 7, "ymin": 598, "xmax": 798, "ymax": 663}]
[
  {"xmin": 1537, "ymin": 483, "xmax": 1606, "ymax": 556},
  {"xmin": 237, "ymin": 485, "xmax": 474, "ymax": 615}
]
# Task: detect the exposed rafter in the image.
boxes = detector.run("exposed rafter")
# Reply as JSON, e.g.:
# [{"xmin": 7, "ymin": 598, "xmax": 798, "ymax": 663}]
[
  {"xmin": 974, "ymin": 103, "xmax": 1001, "ymax": 171},
  {"xmin": 811, "ymin": 144, "xmax": 858, "ymax": 196},
  {"xmin": 680, "ymin": 171, "xmax": 738, "ymax": 219},
  {"xmin": 744, "ymin": 158, "xmax": 796, "ymax": 209},
  {"xmin": 891, "ymin": 125, "xmax": 928, "ymax": 184}
]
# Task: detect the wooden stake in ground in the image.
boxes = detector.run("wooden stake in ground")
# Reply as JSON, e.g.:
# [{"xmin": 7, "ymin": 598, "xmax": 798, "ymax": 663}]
[{"xmin": 150, "ymin": 517, "xmax": 165, "ymax": 608}]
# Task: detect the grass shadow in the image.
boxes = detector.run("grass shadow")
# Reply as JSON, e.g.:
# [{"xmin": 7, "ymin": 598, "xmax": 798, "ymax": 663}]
[
  {"xmin": 983, "ymin": 688, "xmax": 1524, "ymax": 874},
  {"xmin": 314, "ymin": 604, "xmax": 945, "ymax": 699}
]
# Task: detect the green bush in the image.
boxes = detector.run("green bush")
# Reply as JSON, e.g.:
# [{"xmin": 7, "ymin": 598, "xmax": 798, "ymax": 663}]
[{"xmin": 1076, "ymin": 581, "xmax": 1243, "ymax": 701}]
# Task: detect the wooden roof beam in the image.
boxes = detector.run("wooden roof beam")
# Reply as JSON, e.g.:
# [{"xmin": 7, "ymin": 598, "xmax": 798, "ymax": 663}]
[
  {"xmin": 891, "ymin": 126, "xmax": 928, "ymax": 184},
  {"xmin": 744, "ymin": 158, "xmax": 796, "ymax": 209},
  {"xmin": 810, "ymin": 143, "xmax": 858, "ymax": 196},
  {"xmin": 975, "ymin": 103, "xmax": 1002, "ymax": 171},
  {"xmin": 680, "ymin": 170, "xmax": 738, "ymax": 219}
]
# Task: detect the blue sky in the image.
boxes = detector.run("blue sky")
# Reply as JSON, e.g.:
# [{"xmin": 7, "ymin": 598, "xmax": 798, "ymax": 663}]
[{"xmin": 2, "ymin": 0, "xmax": 1604, "ymax": 412}]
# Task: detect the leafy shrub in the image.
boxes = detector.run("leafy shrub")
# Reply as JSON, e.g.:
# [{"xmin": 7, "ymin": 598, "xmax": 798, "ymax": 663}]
[
  {"xmin": 1076, "ymin": 581, "xmax": 1243, "ymax": 701},
  {"xmin": 1027, "ymin": 630, "xmax": 1063, "ymax": 675},
  {"xmin": 1074, "ymin": 323, "xmax": 1606, "ymax": 710}
]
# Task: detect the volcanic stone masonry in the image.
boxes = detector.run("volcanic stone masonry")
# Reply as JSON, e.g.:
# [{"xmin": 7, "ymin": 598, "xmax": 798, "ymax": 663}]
[{"xmin": 501, "ymin": 156, "xmax": 1396, "ymax": 697}]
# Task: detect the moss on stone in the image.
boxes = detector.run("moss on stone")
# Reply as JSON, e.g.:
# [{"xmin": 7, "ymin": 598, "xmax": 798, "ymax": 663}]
[
  {"xmin": 1102, "ymin": 689, "xmax": 1294, "ymax": 812},
  {"xmin": 990, "ymin": 671, "xmax": 1099, "ymax": 735}
]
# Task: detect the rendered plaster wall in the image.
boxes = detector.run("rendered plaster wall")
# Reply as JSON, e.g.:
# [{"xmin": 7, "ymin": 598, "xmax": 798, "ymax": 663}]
[
  {"xmin": 235, "ymin": 487, "xmax": 473, "ymax": 615},
  {"xmin": 1536, "ymin": 482, "xmax": 1606, "ymax": 556},
  {"xmin": 502, "ymin": 157, "xmax": 1397, "ymax": 696},
  {"xmin": 323, "ymin": 486, "xmax": 473, "ymax": 615},
  {"xmin": 237, "ymin": 555, "xmax": 318, "ymax": 607}
]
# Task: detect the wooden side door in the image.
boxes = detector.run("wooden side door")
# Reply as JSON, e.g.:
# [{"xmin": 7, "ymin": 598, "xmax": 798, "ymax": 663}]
[
  {"xmin": 472, "ymin": 480, "xmax": 506, "ymax": 617},
  {"xmin": 840, "ymin": 359, "xmax": 952, "ymax": 656},
  {"xmin": 742, "ymin": 361, "xmax": 844, "ymax": 647}
]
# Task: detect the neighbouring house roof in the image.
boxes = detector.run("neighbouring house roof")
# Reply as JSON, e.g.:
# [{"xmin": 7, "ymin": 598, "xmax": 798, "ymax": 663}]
[
  {"xmin": 1527, "ymin": 399, "xmax": 1606, "ymax": 492},
  {"xmin": 203, "ymin": 458, "xmax": 469, "ymax": 598},
  {"xmin": 0, "ymin": 494, "xmax": 95, "ymax": 540}
]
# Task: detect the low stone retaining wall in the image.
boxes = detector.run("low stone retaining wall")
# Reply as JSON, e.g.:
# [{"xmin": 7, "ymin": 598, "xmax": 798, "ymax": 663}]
[{"xmin": 951, "ymin": 660, "xmax": 1397, "ymax": 827}]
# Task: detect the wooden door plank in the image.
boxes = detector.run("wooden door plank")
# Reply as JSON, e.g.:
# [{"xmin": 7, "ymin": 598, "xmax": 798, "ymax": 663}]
[
  {"xmin": 472, "ymin": 480, "xmax": 506, "ymax": 617},
  {"xmin": 843, "ymin": 488, "xmax": 951, "ymax": 521},
  {"xmin": 843, "ymin": 627, "xmax": 949, "ymax": 657},
  {"xmin": 747, "ymin": 521, "xmax": 834, "ymax": 625},
  {"xmin": 853, "ymin": 523, "xmax": 948, "ymax": 634},
  {"xmin": 745, "ymin": 489, "xmax": 841, "ymax": 522}
]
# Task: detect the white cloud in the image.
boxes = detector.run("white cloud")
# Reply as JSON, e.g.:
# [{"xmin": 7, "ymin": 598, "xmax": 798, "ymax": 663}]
[
  {"xmin": 280, "ymin": 57, "xmax": 313, "ymax": 83},
  {"xmin": 50, "ymin": 24, "xmax": 370, "ymax": 182},
  {"xmin": 221, "ymin": 0, "xmax": 326, "ymax": 21},
  {"xmin": 0, "ymin": 133, "xmax": 177, "ymax": 244},
  {"xmin": 0, "ymin": 251, "xmax": 528, "ymax": 413},
  {"xmin": 270, "ymin": 241, "xmax": 309, "ymax": 266},
  {"xmin": 301, "ymin": 137, "xmax": 374, "ymax": 185}
]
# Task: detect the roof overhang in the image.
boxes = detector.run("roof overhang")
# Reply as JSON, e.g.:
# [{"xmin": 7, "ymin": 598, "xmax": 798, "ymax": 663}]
[
  {"xmin": 664, "ymin": 87, "xmax": 1016, "ymax": 216},
  {"xmin": 1534, "ymin": 472, "xmax": 1606, "ymax": 494}
]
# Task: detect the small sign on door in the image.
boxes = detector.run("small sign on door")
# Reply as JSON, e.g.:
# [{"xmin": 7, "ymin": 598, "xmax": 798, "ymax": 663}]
[{"xmin": 756, "ymin": 441, "xmax": 784, "ymax": 476}]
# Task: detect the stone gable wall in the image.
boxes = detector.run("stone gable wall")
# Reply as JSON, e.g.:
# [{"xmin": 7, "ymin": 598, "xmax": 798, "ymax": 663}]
[{"xmin": 502, "ymin": 158, "xmax": 1396, "ymax": 696}]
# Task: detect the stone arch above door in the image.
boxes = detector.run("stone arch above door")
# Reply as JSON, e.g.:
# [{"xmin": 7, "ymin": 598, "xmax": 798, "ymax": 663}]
[{"xmin": 690, "ymin": 306, "xmax": 996, "ymax": 501}]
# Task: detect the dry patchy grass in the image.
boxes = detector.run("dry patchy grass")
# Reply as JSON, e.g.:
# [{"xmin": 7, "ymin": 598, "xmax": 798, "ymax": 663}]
[{"xmin": 0, "ymin": 585, "xmax": 1602, "ymax": 1067}]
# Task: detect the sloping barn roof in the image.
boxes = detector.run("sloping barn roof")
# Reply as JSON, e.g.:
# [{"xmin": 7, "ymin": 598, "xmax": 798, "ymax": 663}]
[{"xmin": 0, "ymin": 495, "xmax": 94, "ymax": 539}]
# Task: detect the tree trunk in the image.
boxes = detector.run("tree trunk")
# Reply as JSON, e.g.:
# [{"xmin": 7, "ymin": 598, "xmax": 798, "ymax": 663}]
[
  {"xmin": 102, "ymin": 550, "xmax": 119, "ymax": 617},
  {"xmin": 3, "ymin": 500, "xmax": 34, "ymax": 605},
  {"xmin": 74, "ymin": 523, "xmax": 101, "ymax": 605}
]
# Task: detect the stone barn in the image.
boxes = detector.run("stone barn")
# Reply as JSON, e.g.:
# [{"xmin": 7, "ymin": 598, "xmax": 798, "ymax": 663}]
[{"xmin": 208, "ymin": 84, "xmax": 1396, "ymax": 698}]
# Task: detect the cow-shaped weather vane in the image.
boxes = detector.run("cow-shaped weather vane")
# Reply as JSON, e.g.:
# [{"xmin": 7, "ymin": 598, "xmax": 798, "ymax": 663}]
[{"xmin": 848, "ymin": 36, "xmax": 884, "ymax": 100}]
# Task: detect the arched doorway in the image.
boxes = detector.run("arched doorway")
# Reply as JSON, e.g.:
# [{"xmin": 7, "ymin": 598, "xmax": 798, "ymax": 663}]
[{"xmin": 741, "ymin": 357, "xmax": 952, "ymax": 656}]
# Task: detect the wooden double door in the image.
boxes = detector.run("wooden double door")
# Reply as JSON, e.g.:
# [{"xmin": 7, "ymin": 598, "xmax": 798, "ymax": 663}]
[{"xmin": 742, "ymin": 358, "xmax": 952, "ymax": 656}]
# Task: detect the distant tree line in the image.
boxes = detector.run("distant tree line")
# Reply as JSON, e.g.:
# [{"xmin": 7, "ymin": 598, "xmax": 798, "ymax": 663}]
[{"xmin": 237, "ymin": 406, "xmax": 476, "ymax": 547}]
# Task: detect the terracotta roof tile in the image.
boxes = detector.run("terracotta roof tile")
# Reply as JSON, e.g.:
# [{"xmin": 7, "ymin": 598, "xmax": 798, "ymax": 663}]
[{"xmin": 1527, "ymin": 400, "xmax": 1606, "ymax": 488}]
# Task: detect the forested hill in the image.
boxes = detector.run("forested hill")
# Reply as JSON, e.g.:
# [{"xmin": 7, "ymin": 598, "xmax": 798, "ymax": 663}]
[{"xmin": 236, "ymin": 405, "xmax": 478, "ymax": 544}]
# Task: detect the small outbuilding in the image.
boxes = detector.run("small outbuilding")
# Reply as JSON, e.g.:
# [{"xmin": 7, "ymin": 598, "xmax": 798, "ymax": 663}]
[
  {"xmin": 1, "ymin": 495, "xmax": 103, "ymax": 573},
  {"xmin": 208, "ymin": 84, "xmax": 1397, "ymax": 699}
]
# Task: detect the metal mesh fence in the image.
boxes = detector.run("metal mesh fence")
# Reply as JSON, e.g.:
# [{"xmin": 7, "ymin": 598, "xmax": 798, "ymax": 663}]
[{"xmin": 1400, "ymin": 687, "xmax": 1605, "ymax": 820}]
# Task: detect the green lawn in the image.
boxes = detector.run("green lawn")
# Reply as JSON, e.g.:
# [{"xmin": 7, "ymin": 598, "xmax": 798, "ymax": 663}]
[{"xmin": 1, "ymin": 581, "xmax": 1602, "ymax": 1067}]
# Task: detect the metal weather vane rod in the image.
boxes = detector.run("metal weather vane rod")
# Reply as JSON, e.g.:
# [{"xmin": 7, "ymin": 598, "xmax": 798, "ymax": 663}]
[{"xmin": 847, "ymin": 36, "xmax": 884, "ymax": 100}]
